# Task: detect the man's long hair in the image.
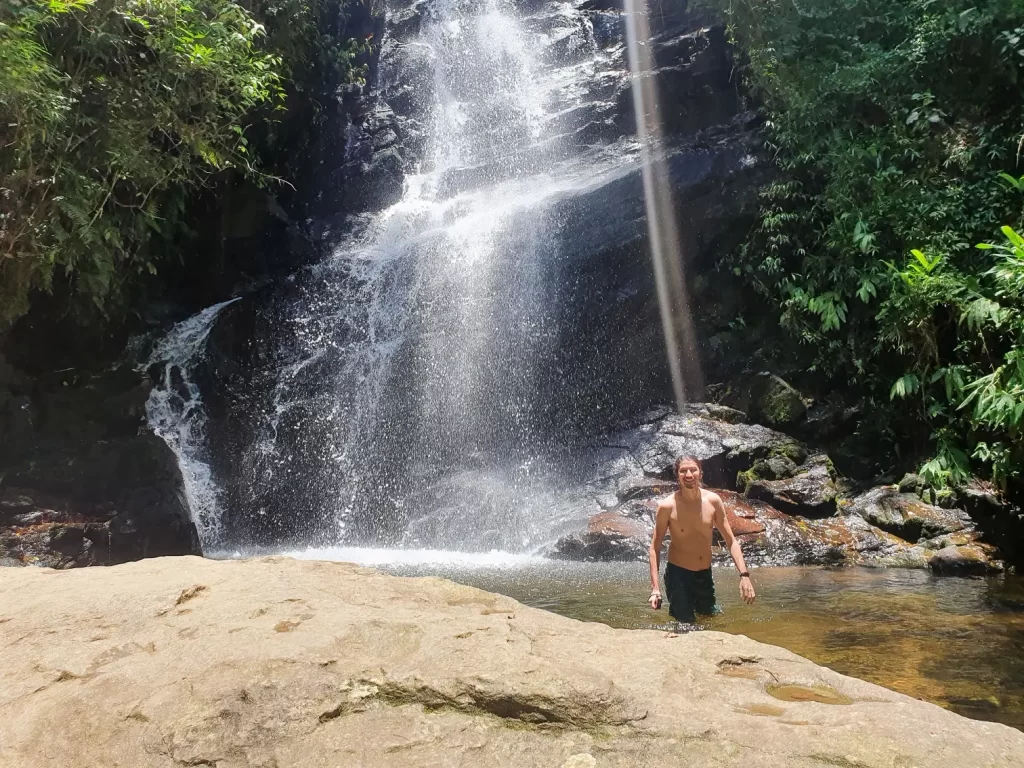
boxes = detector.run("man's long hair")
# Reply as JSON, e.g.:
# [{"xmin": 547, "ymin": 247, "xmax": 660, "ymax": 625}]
[{"xmin": 674, "ymin": 455, "xmax": 702, "ymax": 475}]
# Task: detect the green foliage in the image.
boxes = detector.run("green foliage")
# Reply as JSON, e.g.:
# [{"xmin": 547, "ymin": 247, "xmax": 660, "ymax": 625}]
[
  {"xmin": 703, "ymin": 0, "xmax": 1024, "ymax": 490},
  {"xmin": 0, "ymin": 0, "xmax": 365, "ymax": 329}
]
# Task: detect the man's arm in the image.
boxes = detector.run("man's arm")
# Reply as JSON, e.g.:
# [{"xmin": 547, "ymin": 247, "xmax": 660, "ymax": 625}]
[
  {"xmin": 648, "ymin": 501, "xmax": 670, "ymax": 607},
  {"xmin": 711, "ymin": 494, "xmax": 756, "ymax": 604}
]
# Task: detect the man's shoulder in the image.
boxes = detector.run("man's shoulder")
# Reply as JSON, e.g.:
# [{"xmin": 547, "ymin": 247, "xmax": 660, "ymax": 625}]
[
  {"xmin": 701, "ymin": 488, "xmax": 723, "ymax": 505},
  {"xmin": 655, "ymin": 493, "xmax": 676, "ymax": 511}
]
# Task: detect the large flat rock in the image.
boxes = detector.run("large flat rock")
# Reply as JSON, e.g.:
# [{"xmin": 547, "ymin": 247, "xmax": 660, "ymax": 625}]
[{"xmin": 2, "ymin": 556, "xmax": 1021, "ymax": 767}]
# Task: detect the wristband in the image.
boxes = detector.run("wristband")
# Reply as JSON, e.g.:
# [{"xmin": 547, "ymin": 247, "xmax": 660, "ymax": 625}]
[
  {"xmin": 651, "ymin": 589, "xmax": 661, "ymax": 595},
  {"xmin": 738, "ymin": 571, "xmax": 750, "ymax": 578}
]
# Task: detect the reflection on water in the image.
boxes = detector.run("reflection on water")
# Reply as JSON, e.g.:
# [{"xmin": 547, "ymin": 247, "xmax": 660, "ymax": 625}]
[{"xmin": 375, "ymin": 560, "xmax": 1024, "ymax": 730}]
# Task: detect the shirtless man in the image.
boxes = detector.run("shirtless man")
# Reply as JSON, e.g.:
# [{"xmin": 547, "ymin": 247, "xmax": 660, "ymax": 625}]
[{"xmin": 648, "ymin": 456, "xmax": 756, "ymax": 623}]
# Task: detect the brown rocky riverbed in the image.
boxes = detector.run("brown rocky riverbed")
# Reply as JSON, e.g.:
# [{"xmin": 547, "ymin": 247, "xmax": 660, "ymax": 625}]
[{"xmin": 4, "ymin": 555, "xmax": 1024, "ymax": 767}]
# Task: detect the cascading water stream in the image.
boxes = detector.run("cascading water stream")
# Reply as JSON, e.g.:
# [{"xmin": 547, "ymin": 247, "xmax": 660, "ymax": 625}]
[
  {"xmin": 145, "ymin": 0, "xmax": 681, "ymax": 558},
  {"xmin": 142, "ymin": 299, "xmax": 239, "ymax": 545}
]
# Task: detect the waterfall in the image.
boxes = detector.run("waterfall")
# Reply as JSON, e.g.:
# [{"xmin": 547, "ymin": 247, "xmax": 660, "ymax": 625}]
[
  {"xmin": 146, "ymin": 0, "xmax": 666, "ymax": 556},
  {"xmin": 142, "ymin": 299, "xmax": 239, "ymax": 546}
]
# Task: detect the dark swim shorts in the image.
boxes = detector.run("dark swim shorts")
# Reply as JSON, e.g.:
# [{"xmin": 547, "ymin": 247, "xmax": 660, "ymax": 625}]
[{"xmin": 664, "ymin": 562, "xmax": 719, "ymax": 623}]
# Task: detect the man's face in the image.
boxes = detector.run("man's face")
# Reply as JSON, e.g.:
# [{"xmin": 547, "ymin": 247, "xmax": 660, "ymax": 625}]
[{"xmin": 677, "ymin": 460, "xmax": 701, "ymax": 489}]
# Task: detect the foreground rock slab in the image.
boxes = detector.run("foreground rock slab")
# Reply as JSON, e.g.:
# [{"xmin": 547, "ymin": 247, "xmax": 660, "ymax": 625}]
[{"xmin": 3, "ymin": 557, "xmax": 1022, "ymax": 767}]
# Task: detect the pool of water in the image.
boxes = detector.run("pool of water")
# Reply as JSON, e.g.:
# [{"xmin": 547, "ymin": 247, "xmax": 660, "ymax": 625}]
[{"xmin": 322, "ymin": 554, "xmax": 1024, "ymax": 729}]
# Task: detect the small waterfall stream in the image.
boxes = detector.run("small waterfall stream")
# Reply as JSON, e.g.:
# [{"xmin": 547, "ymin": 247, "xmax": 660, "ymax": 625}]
[
  {"xmin": 142, "ymin": 299, "xmax": 239, "ymax": 545},
  {"xmin": 145, "ymin": 0, "xmax": 673, "ymax": 557}
]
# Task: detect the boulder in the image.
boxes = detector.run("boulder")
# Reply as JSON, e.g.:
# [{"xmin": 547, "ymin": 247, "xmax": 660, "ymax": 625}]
[
  {"xmin": 897, "ymin": 473, "xmax": 926, "ymax": 496},
  {"xmin": 2, "ymin": 556, "xmax": 1022, "ymax": 767},
  {"xmin": 726, "ymin": 512, "xmax": 999, "ymax": 572},
  {"xmin": 929, "ymin": 543, "xmax": 1004, "ymax": 576},
  {"xmin": 719, "ymin": 372, "xmax": 808, "ymax": 427},
  {"xmin": 800, "ymin": 399, "xmax": 862, "ymax": 442},
  {"xmin": 699, "ymin": 403, "xmax": 748, "ymax": 424},
  {"xmin": 611, "ymin": 403, "xmax": 798, "ymax": 488},
  {"xmin": 719, "ymin": 490, "xmax": 767, "ymax": 536},
  {"xmin": 553, "ymin": 511, "xmax": 651, "ymax": 561},
  {"xmin": 846, "ymin": 486, "xmax": 973, "ymax": 542},
  {"xmin": 752, "ymin": 373, "xmax": 807, "ymax": 426},
  {"xmin": 801, "ymin": 514, "xmax": 925, "ymax": 566},
  {"xmin": 552, "ymin": 489, "xmax": 779, "ymax": 563},
  {"xmin": 958, "ymin": 481, "xmax": 1024, "ymax": 568},
  {"xmin": 617, "ymin": 478, "xmax": 678, "ymax": 502},
  {"xmin": 562, "ymin": 404, "xmax": 801, "ymax": 516},
  {"xmin": 0, "ymin": 435, "xmax": 199, "ymax": 566},
  {"xmin": 744, "ymin": 454, "xmax": 839, "ymax": 517},
  {"xmin": 714, "ymin": 507, "xmax": 919, "ymax": 569}
]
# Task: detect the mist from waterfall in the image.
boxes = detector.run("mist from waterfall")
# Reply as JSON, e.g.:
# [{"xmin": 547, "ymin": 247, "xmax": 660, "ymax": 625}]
[
  {"xmin": 301, "ymin": 0, "xmax": 615, "ymax": 553},
  {"xmin": 145, "ymin": 0, "xmax": 675, "ymax": 557}
]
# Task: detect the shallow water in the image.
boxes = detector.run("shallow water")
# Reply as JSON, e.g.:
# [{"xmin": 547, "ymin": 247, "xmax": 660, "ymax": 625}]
[{"xmin": 347, "ymin": 557, "xmax": 1024, "ymax": 730}]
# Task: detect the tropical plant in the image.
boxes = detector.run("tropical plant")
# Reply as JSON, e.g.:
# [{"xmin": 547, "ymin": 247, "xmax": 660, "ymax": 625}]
[
  {"xmin": 0, "ymin": 0, "xmax": 365, "ymax": 329},
  {"xmin": 701, "ymin": 0, "xmax": 1024, "ymax": 492}
]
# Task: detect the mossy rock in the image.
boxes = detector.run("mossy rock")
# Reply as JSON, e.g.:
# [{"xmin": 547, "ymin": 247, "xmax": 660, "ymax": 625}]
[
  {"xmin": 930, "ymin": 488, "xmax": 958, "ymax": 509},
  {"xmin": 754, "ymin": 374, "xmax": 807, "ymax": 426},
  {"xmin": 736, "ymin": 467, "xmax": 759, "ymax": 491},
  {"xmin": 736, "ymin": 458, "xmax": 774, "ymax": 491},
  {"xmin": 736, "ymin": 443, "xmax": 812, "ymax": 491},
  {"xmin": 768, "ymin": 441, "xmax": 809, "ymax": 465},
  {"xmin": 897, "ymin": 473, "xmax": 926, "ymax": 496}
]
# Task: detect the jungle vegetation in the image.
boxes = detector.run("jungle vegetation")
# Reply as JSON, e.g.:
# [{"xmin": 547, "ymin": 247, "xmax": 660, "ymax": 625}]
[
  {"xmin": 0, "ymin": 0, "xmax": 366, "ymax": 329},
  {"xmin": 707, "ymin": 0, "xmax": 1024, "ymax": 492}
]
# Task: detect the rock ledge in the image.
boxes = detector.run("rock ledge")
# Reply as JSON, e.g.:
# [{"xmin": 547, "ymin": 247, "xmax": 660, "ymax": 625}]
[{"xmin": 2, "ymin": 556, "xmax": 1022, "ymax": 767}]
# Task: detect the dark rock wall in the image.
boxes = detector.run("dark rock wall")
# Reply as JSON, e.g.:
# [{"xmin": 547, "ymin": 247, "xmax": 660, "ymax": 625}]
[
  {"xmin": 179, "ymin": 0, "xmax": 775, "ymax": 549},
  {"xmin": 0, "ymin": 357, "xmax": 198, "ymax": 566},
  {"xmin": 1, "ymin": 0, "xmax": 779, "ymax": 563},
  {"xmin": 0, "ymin": 0, "xmax": 386, "ymax": 566}
]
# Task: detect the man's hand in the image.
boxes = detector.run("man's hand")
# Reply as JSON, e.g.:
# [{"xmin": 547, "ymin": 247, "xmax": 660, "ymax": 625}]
[
  {"xmin": 649, "ymin": 590, "xmax": 663, "ymax": 610},
  {"xmin": 739, "ymin": 575, "xmax": 756, "ymax": 604}
]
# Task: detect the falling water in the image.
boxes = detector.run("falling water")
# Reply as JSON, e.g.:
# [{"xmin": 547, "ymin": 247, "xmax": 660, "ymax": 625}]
[
  {"xmin": 624, "ymin": 0, "xmax": 703, "ymax": 408},
  {"xmin": 143, "ymin": 299, "xmax": 239, "ymax": 544},
  {"xmin": 290, "ymin": 0, "xmax": 616, "ymax": 552},
  {"xmin": 147, "ymin": 0, "xmax": 687, "ymax": 556}
]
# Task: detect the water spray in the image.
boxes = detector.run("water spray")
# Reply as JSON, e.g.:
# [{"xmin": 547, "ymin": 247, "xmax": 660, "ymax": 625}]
[{"xmin": 624, "ymin": 0, "xmax": 704, "ymax": 409}]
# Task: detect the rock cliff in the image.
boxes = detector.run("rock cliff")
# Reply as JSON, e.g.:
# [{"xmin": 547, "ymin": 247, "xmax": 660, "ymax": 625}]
[{"xmin": 2, "ymin": 556, "xmax": 1022, "ymax": 767}]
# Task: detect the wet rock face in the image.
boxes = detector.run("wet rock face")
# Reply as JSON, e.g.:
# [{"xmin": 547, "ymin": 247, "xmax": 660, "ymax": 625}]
[
  {"xmin": 552, "ymin": 404, "xmax": 1004, "ymax": 572},
  {"xmin": 555, "ymin": 509, "xmax": 652, "ymax": 561},
  {"xmin": 846, "ymin": 486, "xmax": 973, "ymax": 542},
  {"xmin": 0, "ymin": 362, "xmax": 199, "ymax": 568}
]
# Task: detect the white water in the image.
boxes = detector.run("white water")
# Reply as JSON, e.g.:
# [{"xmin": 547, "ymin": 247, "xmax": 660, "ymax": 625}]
[
  {"xmin": 236, "ymin": 545, "xmax": 545, "ymax": 569},
  {"xmin": 143, "ymin": 299, "xmax": 238, "ymax": 545},
  {"xmin": 146, "ymin": 0, "xmax": 659, "ymax": 554}
]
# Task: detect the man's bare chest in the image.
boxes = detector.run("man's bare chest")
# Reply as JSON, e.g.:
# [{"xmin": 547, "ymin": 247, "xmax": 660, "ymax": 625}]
[{"xmin": 667, "ymin": 505, "xmax": 714, "ymax": 537}]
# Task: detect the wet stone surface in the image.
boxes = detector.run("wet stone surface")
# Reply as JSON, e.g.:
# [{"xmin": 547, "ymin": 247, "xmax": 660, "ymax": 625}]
[{"xmin": 553, "ymin": 405, "xmax": 1004, "ymax": 573}]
